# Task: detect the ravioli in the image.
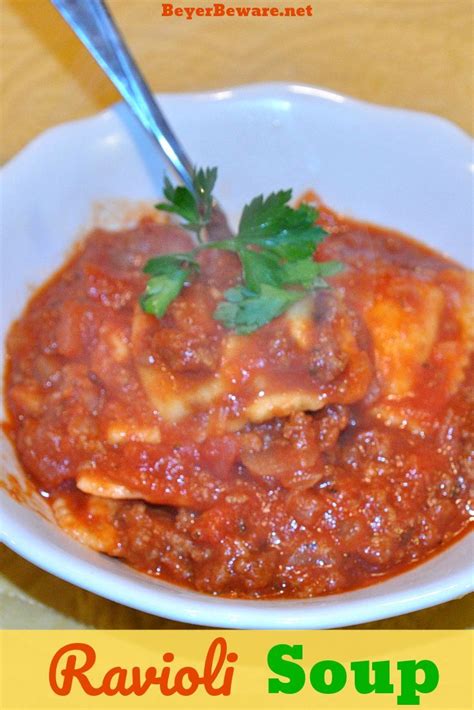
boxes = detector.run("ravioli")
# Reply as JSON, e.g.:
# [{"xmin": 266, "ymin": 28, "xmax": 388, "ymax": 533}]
[
  {"xmin": 365, "ymin": 276, "xmax": 444, "ymax": 397},
  {"xmin": 365, "ymin": 269, "xmax": 474, "ymax": 434},
  {"xmin": 52, "ymin": 493, "xmax": 121, "ymax": 556},
  {"xmin": 132, "ymin": 290, "xmax": 372, "ymax": 432}
]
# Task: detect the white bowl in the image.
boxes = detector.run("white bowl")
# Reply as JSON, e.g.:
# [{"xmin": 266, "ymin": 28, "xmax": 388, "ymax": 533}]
[{"xmin": 1, "ymin": 83, "xmax": 472, "ymax": 628}]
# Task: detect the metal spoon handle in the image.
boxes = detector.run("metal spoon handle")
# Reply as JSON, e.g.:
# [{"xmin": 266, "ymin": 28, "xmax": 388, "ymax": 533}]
[{"xmin": 51, "ymin": 0, "xmax": 194, "ymax": 191}]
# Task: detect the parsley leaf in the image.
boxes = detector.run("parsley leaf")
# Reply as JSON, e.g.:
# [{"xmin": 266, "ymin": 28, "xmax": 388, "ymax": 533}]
[
  {"xmin": 238, "ymin": 190, "xmax": 293, "ymax": 240},
  {"xmin": 237, "ymin": 192, "xmax": 327, "ymax": 260},
  {"xmin": 141, "ymin": 167, "xmax": 344, "ymax": 333},
  {"xmin": 155, "ymin": 167, "xmax": 217, "ymax": 242},
  {"xmin": 143, "ymin": 253, "xmax": 199, "ymax": 276},
  {"xmin": 193, "ymin": 166, "xmax": 217, "ymax": 227},
  {"xmin": 214, "ymin": 285, "xmax": 302, "ymax": 335},
  {"xmin": 141, "ymin": 254, "xmax": 199, "ymax": 317},
  {"xmin": 155, "ymin": 178, "xmax": 198, "ymax": 223},
  {"xmin": 282, "ymin": 258, "xmax": 344, "ymax": 288},
  {"xmin": 256, "ymin": 224, "xmax": 328, "ymax": 261},
  {"xmin": 239, "ymin": 248, "xmax": 282, "ymax": 291},
  {"xmin": 140, "ymin": 271, "xmax": 188, "ymax": 318}
]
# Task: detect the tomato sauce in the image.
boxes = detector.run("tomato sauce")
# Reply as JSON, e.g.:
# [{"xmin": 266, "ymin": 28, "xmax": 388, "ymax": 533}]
[{"xmin": 4, "ymin": 206, "xmax": 473, "ymax": 598}]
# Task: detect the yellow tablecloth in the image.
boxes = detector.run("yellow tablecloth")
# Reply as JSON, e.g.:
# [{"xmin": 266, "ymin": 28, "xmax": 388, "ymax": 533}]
[{"xmin": 1, "ymin": 0, "xmax": 472, "ymax": 629}]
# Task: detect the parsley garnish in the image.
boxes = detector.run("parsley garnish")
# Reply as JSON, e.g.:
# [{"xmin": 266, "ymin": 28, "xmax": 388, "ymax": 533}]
[
  {"xmin": 155, "ymin": 167, "xmax": 217, "ymax": 243},
  {"xmin": 141, "ymin": 168, "xmax": 343, "ymax": 334},
  {"xmin": 214, "ymin": 285, "xmax": 302, "ymax": 335},
  {"xmin": 140, "ymin": 254, "xmax": 199, "ymax": 317}
]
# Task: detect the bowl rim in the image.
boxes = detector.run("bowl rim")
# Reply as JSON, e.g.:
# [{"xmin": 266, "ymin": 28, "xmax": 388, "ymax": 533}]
[
  {"xmin": 1, "ymin": 509, "xmax": 472, "ymax": 629},
  {"xmin": 2, "ymin": 81, "xmax": 471, "ymax": 173},
  {"xmin": 1, "ymin": 81, "xmax": 473, "ymax": 629}
]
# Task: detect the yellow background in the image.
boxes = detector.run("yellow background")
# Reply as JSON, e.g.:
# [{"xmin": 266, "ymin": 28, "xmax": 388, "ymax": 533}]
[
  {"xmin": 0, "ymin": 0, "xmax": 472, "ymax": 630},
  {"xmin": 0, "ymin": 631, "xmax": 472, "ymax": 709}
]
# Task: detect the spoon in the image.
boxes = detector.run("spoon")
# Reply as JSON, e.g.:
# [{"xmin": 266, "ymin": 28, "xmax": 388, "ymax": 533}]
[{"xmin": 50, "ymin": 0, "xmax": 195, "ymax": 192}]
